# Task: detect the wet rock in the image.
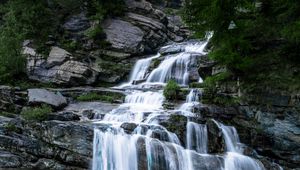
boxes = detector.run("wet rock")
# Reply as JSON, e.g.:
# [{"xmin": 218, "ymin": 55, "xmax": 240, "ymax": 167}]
[
  {"xmin": 160, "ymin": 114, "xmax": 187, "ymax": 145},
  {"xmin": 28, "ymin": 89, "xmax": 67, "ymax": 108},
  {"xmin": 192, "ymin": 153, "xmax": 224, "ymax": 170},
  {"xmin": 121, "ymin": 123, "xmax": 138, "ymax": 133},
  {"xmin": 159, "ymin": 44, "xmax": 183, "ymax": 55},
  {"xmin": 206, "ymin": 119, "xmax": 225, "ymax": 153}
]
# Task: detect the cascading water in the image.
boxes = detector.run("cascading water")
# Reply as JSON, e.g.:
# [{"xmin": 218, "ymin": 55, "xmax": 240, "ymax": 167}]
[
  {"xmin": 120, "ymin": 54, "xmax": 161, "ymax": 88},
  {"xmin": 186, "ymin": 122, "xmax": 208, "ymax": 153},
  {"xmin": 92, "ymin": 33, "xmax": 268, "ymax": 170}
]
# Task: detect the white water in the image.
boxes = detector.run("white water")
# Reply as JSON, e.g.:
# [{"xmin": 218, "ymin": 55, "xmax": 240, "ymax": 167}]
[
  {"xmin": 119, "ymin": 54, "xmax": 161, "ymax": 88},
  {"xmin": 216, "ymin": 122, "xmax": 265, "ymax": 170},
  {"xmin": 92, "ymin": 33, "xmax": 267, "ymax": 170},
  {"xmin": 186, "ymin": 122, "xmax": 208, "ymax": 153}
]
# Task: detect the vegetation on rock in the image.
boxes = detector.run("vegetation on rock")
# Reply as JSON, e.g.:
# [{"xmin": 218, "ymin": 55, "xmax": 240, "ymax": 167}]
[
  {"xmin": 21, "ymin": 104, "xmax": 53, "ymax": 121},
  {"xmin": 76, "ymin": 92, "xmax": 121, "ymax": 103},
  {"xmin": 163, "ymin": 80, "xmax": 181, "ymax": 100}
]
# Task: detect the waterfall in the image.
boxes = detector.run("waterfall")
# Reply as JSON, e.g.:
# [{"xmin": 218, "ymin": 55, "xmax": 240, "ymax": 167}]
[{"xmin": 92, "ymin": 33, "xmax": 268, "ymax": 170}]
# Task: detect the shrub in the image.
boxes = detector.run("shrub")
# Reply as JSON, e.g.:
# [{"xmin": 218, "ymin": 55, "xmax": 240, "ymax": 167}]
[
  {"xmin": 163, "ymin": 80, "xmax": 181, "ymax": 100},
  {"xmin": 76, "ymin": 92, "xmax": 116, "ymax": 103},
  {"xmin": 4, "ymin": 122, "xmax": 18, "ymax": 133},
  {"xmin": 21, "ymin": 105, "xmax": 52, "ymax": 121}
]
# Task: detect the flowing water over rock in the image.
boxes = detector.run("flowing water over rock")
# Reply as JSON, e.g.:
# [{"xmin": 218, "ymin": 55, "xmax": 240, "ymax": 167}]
[{"xmin": 92, "ymin": 34, "xmax": 266, "ymax": 170}]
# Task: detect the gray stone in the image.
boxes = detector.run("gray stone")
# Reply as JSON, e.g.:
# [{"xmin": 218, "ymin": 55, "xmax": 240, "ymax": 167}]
[
  {"xmin": 159, "ymin": 44, "xmax": 183, "ymax": 55},
  {"xmin": 55, "ymin": 61, "xmax": 98, "ymax": 85},
  {"xmin": 47, "ymin": 47, "xmax": 72, "ymax": 68},
  {"xmin": 28, "ymin": 89, "xmax": 67, "ymax": 108},
  {"xmin": 63, "ymin": 13, "xmax": 90, "ymax": 32},
  {"xmin": 102, "ymin": 19, "xmax": 145, "ymax": 54}
]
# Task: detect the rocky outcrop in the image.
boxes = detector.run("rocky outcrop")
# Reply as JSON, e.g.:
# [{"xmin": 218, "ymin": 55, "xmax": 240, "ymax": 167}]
[
  {"xmin": 28, "ymin": 88, "xmax": 67, "ymax": 108},
  {"xmin": 23, "ymin": 46, "xmax": 98, "ymax": 86}
]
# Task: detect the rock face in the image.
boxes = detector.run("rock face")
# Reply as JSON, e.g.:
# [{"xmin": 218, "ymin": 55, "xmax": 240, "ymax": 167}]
[
  {"xmin": 0, "ymin": 118, "xmax": 93, "ymax": 169},
  {"xmin": 28, "ymin": 89, "xmax": 67, "ymax": 108}
]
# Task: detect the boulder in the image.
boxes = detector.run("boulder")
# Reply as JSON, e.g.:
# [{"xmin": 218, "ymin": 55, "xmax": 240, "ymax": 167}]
[
  {"xmin": 28, "ymin": 89, "xmax": 67, "ymax": 108},
  {"xmin": 46, "ymin": 47, "xmax": 71, "ymax": 68},
  {"xmin": 63, "ymin": 13, "xmax": 90, "ymax": 32},
  {"xmin": 55, "ymin": 61, "xmax": 98, "ymax": 85},
  {"xmin": 102, "ymin": 19, "xmax": 145, "ymax": 54}
]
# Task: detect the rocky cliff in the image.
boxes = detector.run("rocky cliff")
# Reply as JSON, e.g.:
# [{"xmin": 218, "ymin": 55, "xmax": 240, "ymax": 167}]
[{"xmin": 23, "ymin": 0, "xmax": 188, "ymax": 86}]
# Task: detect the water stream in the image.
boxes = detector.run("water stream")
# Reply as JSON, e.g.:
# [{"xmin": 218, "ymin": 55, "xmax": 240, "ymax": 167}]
[{"xmin": 92, "ymin": 34, "xmax": 265, "ymax": 170}]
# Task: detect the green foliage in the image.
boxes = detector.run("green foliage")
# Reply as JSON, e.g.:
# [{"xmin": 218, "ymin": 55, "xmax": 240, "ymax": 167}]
[
  {"xmin": 183, "ymin": 0, "xmax": 300, "ymax": 92},
  {"xmin": 0, "ymin": 0, "xmax": 55, "ymax": 83},
  {"xmin": 163, "ymin": 80, "xmax": 181, "ymax": 100},
  {"xmin": 21, "ymin": 105, "xmax": 52, "ymax": 121},
  {"xmin": 189, "ymin": 82, "xmax": 205, "ymax": 88},
  {"xmin": 4, "ymin": 122, "xmax": 19, "ymax": 133},
  {"xmin": 76, "ymin": 92, "xmax": 121, "ymax": 103},
  {"xmin": 84, "ymin": 25, "xmax": 105, "ymax": 40}
]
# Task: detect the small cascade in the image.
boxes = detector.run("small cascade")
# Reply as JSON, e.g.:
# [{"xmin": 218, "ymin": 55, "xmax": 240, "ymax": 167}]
[
  {"xmin": 102, "ymin": 91, "xmax": 164, "ymax": 123},
  {"xmin": 220, "ymin": 124, "xmax": 241, "ymax": 153},
  {"xmin": 224, "ymin": 152, "xmax": 264, "ymax": 170},
  {"xmin": 93, "ymin": 128, "xmax": 139, "ymax": 170},
  {"xmin": 215, "ymin": 121, "xmax": 265, "ymax": 170},
  {"xmin": 179, "ymin": 89, "xmax": 202, "ymax": 115},
  {"xmin": 120, "ymin": 54, "xmax": 160, "ymax": 88},
  {"xmin": 186, "ymin": 89, "xmax": 201, "ymax": 103},
  {"xmin": 186, "ymin": 122, "xmax": 208, "ymax": 153},
  {"xmin": 146, "ymin": 53, "xmax": 191, "ymax": 85}
]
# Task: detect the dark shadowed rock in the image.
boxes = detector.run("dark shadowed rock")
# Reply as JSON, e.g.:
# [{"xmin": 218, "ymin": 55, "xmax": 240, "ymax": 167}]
[
  {"xmin": 63, "ymin": 13, "xmax": 90, "ymax": 32},
  {"xmin": 206, "ymin": 119, "xmax": 225, "ymax": 153}
]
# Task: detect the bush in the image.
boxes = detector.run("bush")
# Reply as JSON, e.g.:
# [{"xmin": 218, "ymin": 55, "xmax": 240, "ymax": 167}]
[
  {"xmin": 21, "ymin": 105, "xmax": 53, "ymax": 121},
  {"xmin": 76, "ymin": 92, "xmax": 116, "ymax": 103},
  {"xmin": 4, "ymin": 122, "xmax": 21, "ymax": 133},
  {"xmin": 163, "ymin": 80, "xmax": 181, "ymax": 100}
]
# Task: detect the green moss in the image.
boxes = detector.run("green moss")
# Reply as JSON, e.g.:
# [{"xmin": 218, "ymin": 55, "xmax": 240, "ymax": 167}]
[
  {"xmin": 21, "ymin": 105, "xmax": 52, "ymax": 121},
  {"xmin": 189, "ymin": 82, "xmax": 205, "ymax": 88},
  {"xmin": 163, "ymin": 80, "xmax": 181, "ymax": 101}
]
